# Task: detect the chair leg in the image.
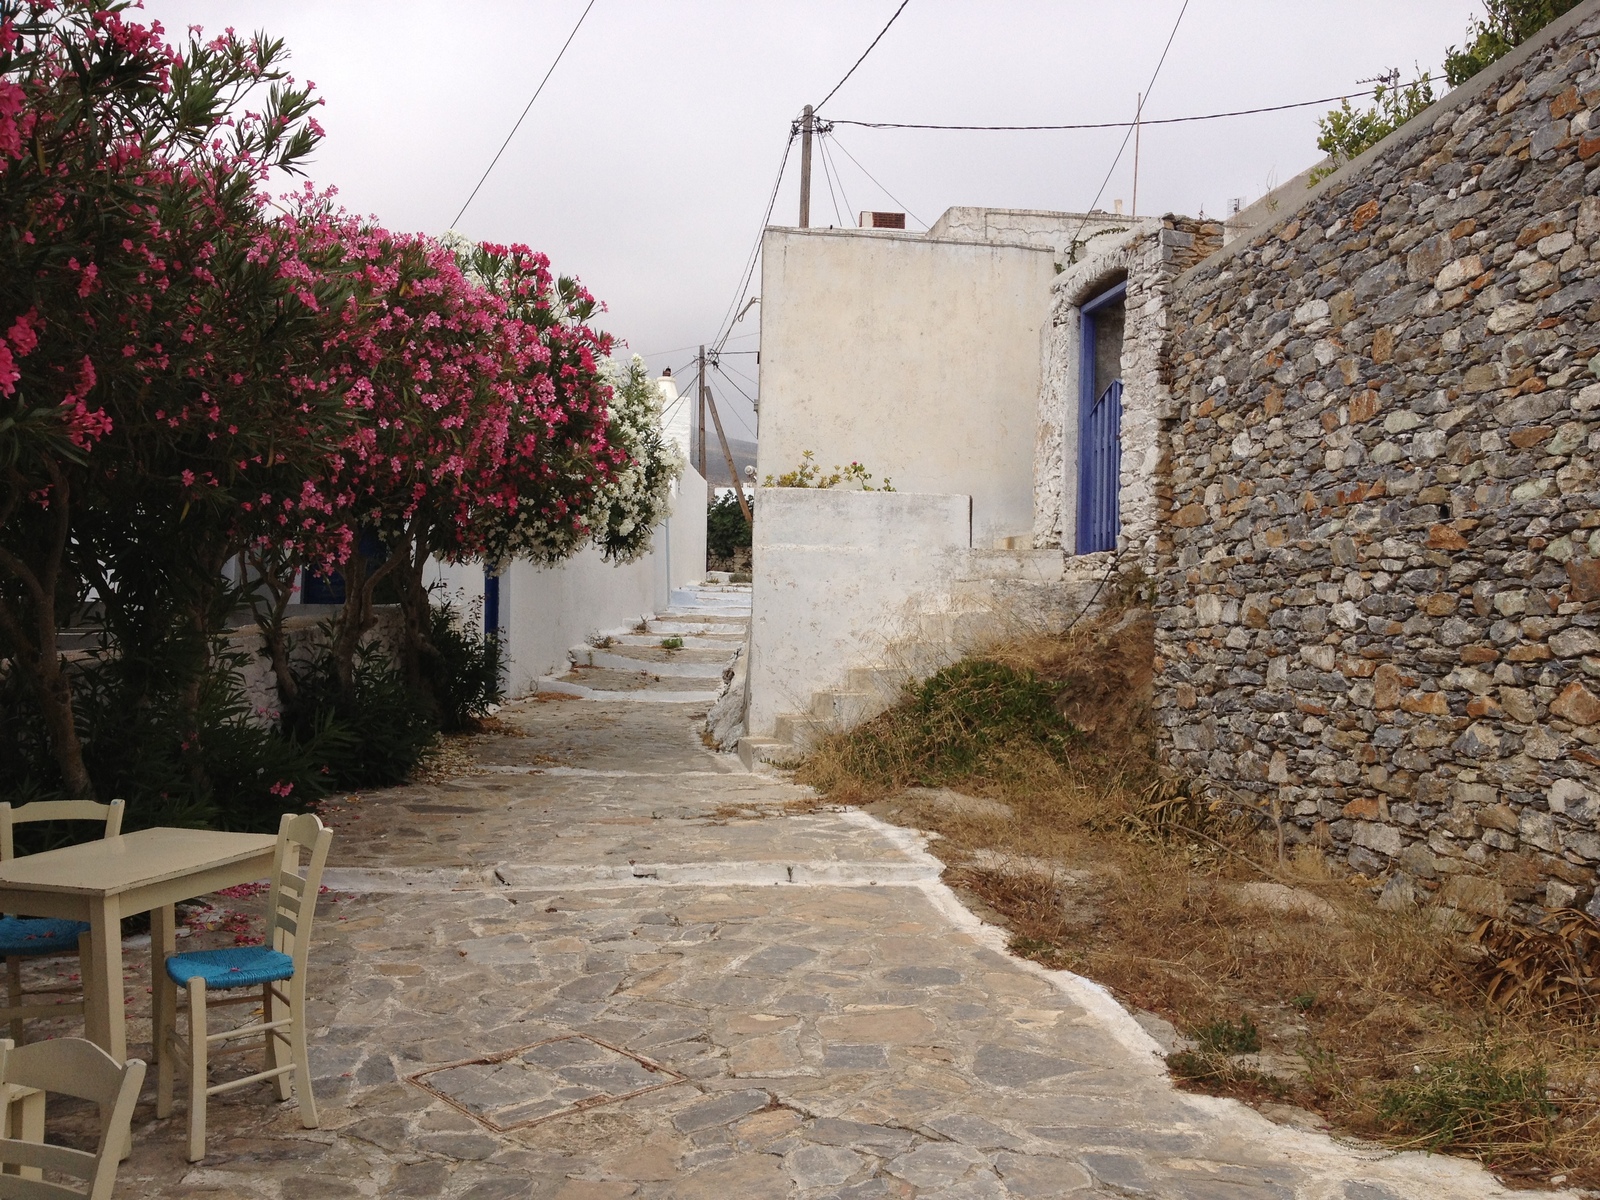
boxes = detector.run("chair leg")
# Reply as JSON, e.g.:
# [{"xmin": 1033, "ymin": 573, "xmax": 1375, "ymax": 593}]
[
  {"xmin": 156, "ymin": 972, "xmax": 177, "ymax": 1120},
  {"xmin": 186, "ymin": 978, "xmax": 208, "ymax": 1162},
  {"xmin": 6, "ymin": 957, "xmax": 22, "ymax": 1045},
  {"xmin": 16, "ymin": 1090, "xmax": 42, "ymax": 1183},
  {"xmin": 289, "ymin": 978, "xmax": 317, "ymax": 1130},
  {"xmin": 264, "ymin": 983, "xmax": 290, "ymax": 1102}
]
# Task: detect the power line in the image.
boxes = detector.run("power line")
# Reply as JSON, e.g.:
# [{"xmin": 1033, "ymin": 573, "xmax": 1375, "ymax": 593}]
[
  {"xmin": 1067, "ymin": 0, "xmax": 1189, "ymax": 252},
  {"xmin": 815, "ymin": 0, "xmax": 912, "ymax": 112},
  {"xmin": 826, "ymin": 136, "xmax": 854, "ymax": 219},
  {"xmin": 819, "ymin": 134, "xmax": 855, "ymax": 226},
  {"xmin": 828, "ymin": 88, "xmax": 1380, "ymax": 132},
  {"xmin": 452, "ymin": 0, "xmax": 598, "ymax": 228},
  {"xmin": 824, "ymin": 131, "xmax": 925, "ymax": 227},
  {"xmin": 711, "ymin": 129, "xmax": 798, "ymax": 354},
  {"xmin": 818, "ymin": 130, "xmax": 846, "ymax": 225}
]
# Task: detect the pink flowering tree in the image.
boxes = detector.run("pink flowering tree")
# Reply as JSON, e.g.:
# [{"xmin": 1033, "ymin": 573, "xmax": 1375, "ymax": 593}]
[
  {"xmin": 249, "ymin": 224, "xmax": 620, "ymax": 718},
  {"xmin": 0, "ymin": 2, "xmax": 337, "ymax": 799}
]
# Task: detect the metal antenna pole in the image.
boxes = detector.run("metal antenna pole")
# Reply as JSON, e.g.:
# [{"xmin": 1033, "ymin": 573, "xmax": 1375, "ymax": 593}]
[
  {"xmin": 1131, "ymin": 92, "xmax": 1143, "ymax": 218},
  {"xmin": 799, "ymin": 105, "xmax": 815, "ymax": 228}
]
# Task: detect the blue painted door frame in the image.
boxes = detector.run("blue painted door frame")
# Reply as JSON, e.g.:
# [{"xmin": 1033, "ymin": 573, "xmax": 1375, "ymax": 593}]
[{"xmin": 1076, "ymin": 281, "xmax": 1126, "ymax": 554}]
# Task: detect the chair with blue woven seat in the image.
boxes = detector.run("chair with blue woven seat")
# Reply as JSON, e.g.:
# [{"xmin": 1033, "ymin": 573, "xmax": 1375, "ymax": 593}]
[
  {"xmin": 0, "ymin": 799, "xmax": 124, "ymax": 1044},
  {"xmin": 156, "ymin": 812, "xmax": 332, "ymax": 1161}
]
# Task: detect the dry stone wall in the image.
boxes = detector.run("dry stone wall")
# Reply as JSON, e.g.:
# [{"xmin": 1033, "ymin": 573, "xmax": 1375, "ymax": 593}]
[
  {"xmin": 1033, "ymin": 217, "xmax": 1222, "ymax": 559},
  {"xmin": 1155, "ymin": 4, "xmax": 1600, "ymax": 924}
]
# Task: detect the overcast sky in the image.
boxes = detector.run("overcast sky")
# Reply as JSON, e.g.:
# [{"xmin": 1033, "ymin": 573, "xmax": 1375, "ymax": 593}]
[{"xmin": 142, "ymin": 0, "xmax": 1485, "ymax": 440}]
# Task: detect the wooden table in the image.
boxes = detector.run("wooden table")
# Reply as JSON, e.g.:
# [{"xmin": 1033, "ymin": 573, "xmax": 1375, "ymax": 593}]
[{"xmin": 0, "ymin": 828, "xmax": 276, "ymax": 1063}]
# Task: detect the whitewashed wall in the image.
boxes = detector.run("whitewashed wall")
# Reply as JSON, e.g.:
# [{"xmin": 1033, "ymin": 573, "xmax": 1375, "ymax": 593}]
[
  {"xmin": 429, "ymin": 466, "xmax": 708, "ymax": 696},
  {"xmin": 746, "ymin": 487, "xmax": 970, "ymax": 737},
  {"xmin": 756, "ymin": 225, "xmax": 1057, "ymax": 548}
]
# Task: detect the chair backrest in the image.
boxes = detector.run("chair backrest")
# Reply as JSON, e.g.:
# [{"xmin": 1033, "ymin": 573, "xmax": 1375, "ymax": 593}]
[
  {"xmin": 0, "ymin": 1037, "xmax": 146, "ymax": 1200},
  {"xmin": 266, "ymin": 812, "xmax": 333, "ymax": 975},
  {"xmin": 0, "ymin": 799, "xmax": 124, "ymax": 862}
]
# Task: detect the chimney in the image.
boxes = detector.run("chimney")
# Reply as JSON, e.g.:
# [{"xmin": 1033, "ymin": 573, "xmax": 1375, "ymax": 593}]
[{"xmin": 858, "ymin": 211, "xmax": 906, "ymax": 230}]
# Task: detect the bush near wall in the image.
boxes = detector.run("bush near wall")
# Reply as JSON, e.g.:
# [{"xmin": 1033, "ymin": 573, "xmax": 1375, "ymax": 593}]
[{"xmin": 1156, "ymin": 4, "xmax": 1600, "ymax": 927}]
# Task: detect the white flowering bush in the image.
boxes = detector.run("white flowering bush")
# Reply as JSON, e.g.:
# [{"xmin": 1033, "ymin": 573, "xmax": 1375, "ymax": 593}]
[{"xmin": 589, "ymin": 355, "xmax": 685, "ymax": 563}]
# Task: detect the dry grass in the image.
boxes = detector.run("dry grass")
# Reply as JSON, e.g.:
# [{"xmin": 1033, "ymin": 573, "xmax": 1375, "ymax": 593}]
[{"xmin": 796, "ymin": 607, "xmax": 1600, "ymax": 1189}]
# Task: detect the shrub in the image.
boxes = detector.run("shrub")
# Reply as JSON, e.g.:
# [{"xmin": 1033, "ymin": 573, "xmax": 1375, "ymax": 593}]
[
  {"xmin": 1376, "ymin": 1050, "xmax": 1556, "ymax": 1156},
  {"xmin": 280, "ymin": 642, "xmax": 436, "ymax": 790},
  {"xmin": 425, "ymin": 597, "xmax": 504, "ymax": 732},
  {"xmin": 0, "ymin": 644, "xmax": 341, "ymax": 837},
  {"xmin": 1445, "ymin": 0, "xmax": 1584, "ymax": 87},
  {"xmin": 707, "ymin": 490, "xmax": 753, "ymax": 563},
  {"xmin": 817, "ymin": 659, "xmax": 1079, "ymax": 790}
]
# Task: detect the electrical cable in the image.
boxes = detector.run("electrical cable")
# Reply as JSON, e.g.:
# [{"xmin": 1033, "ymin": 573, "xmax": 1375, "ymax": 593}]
[
  {"xmin": 815, "ymin": 0, "xmax": 912, "ymax": 113},
  {"xmin": 821, "ymin": 135, "xmax": 854, "ymax": 224},
  {"xmin": 1066, "ymin": 0, "xmax": 1189, "ymax": 254},
  {"xmin": 711, "ymin": 365, "xmax": 760, "ymax": 440},
  {"xmin": 1048, "ymin": 0, "xmax": 1190, "ymax": 643},
  {"xmin": 817, "ymin": 130, "xmax": 846, "ymax": 226},
  {"xmin": 825, "ymin": 131, "xmax": 925, "ymax": 227},
  {"xmin": 828, "ymin": 88, "xmax": 1379, "ymax": 132},
  {"xmin": 711, "ymin": 129, "xmax": 798, "ymax": 355},
  {"xmin": 452, "ymin": 0, "xmax": 599, "ymax": 228}
]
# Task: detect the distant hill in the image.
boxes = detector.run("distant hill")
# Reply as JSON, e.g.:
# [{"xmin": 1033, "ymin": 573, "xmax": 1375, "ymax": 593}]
[{"xmin": 690, "ymin": 433, "xmax": 757, "ymax": 487}]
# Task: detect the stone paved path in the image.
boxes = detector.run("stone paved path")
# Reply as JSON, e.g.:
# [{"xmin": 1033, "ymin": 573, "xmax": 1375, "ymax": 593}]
[{"xmin": 49, "ymin": 588, "xmax": 1576, "ymax": 1197}]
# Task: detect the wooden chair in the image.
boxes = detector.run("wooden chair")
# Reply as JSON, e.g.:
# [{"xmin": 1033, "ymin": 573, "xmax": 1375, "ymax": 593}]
[
  {"xmin": 0, "ymin": 1037, "xmax": 145, "ymax": 1199},
  {"xmin": 0, "ymin": 800, "xmax": 125, "ymax": 1043},
  {"xmin": 157, "ymin": 812, "xmax": 331, "ymax": 1161}
]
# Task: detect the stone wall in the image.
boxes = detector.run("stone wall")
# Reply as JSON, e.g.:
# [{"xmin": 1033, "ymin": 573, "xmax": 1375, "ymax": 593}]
[
  {"xmin": 1033, "ymin": 216, "xmax": 1223, "ymax": 562},
  {"xmin": 1154, "ymin": 1, "xmax": 1600, "ymax": 924}
]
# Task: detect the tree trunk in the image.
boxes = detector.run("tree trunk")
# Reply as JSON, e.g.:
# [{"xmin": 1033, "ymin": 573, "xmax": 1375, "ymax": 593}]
[
  {"xmin": 174, "ymin": 541, "xmax": 230, "ymax": 805},
  {"xmin": 0, "ymin": 466, "xmax": 94, "ymax": 799},
  {"xmin": 395, "ymin": 535, "xmax": 447, "ymax": 721},
  {"xmin": 246, "ymin": 547, "xmax": 300, "ymax": 712}
]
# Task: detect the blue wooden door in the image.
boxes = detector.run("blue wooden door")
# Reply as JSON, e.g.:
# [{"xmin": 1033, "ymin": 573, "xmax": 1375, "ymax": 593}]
[{"xmin": 1077, "ymin": 282, "xmax": 1125, "ymax": 554}]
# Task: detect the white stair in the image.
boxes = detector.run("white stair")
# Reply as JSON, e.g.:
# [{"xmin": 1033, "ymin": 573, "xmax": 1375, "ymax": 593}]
[{"xmin": 738, "ymin": 547, "xmax": 1111, "ymax": 769}]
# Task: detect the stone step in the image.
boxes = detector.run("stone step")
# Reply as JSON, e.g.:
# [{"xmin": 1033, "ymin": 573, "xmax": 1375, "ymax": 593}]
[
  {"xmin": 957, "ymin": 547, "xmax": 1066, "ymax": 582},
  {"xmin": 535, "ymin": 677, "xmax": 722, "ymax": 704},
  {"xmin": 809, "ymin": 689, "xmax": 886, "ymax": 727},
  {"xmin": 846, "ymin": 663, "xmax": 918, "ymax": 695},
  {"xmin": 569, "ymin": 646, "xmax": 728, "ymax": 679},
  {"xmin": 614, "ymin": 633, "xmax": 743, "ymax": 649},
  {"xmin": 647, "ymin": 620, "xmax": 747, "ymax": 637},
  {"xmin": 772, "ymin": 711, "xmax": 828, "ymax": 750},
  {"xmin": 735, "ymin": 735, "xmax": 802, "ymax": 771}
]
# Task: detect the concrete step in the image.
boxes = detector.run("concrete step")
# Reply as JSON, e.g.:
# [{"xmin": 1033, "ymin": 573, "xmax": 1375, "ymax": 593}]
[
  {"xmin": 614, "ymin": 633, "xmax": 743, "ymax": 649},
  {"xmin": 772, "ymin": 711, "xmax": 827, "ymax": 750},
  {"xmin": 536, "ymin": 677, "xmax": 722, "ymax": 704},
  {"xmin": 647, "ymin": 620, "xmax": 747, "ymax": 637},
  {"xmin": 809, "ymin": 689, "xmax": 886, "ymax": 727},
  {"xmin": 736, "ymin": 735, "xmax": 802, "ymax": 771},
  {"xmin": 958, "ymin": 548, "xmax": 1065, "ymax": 582},
  {"xmin": 569, "ymin": 646, "xmax": 728, "ymax": 679},
  {"xmin": 845, "ymin": 664, "xmax": 918, "ymax": 695}
]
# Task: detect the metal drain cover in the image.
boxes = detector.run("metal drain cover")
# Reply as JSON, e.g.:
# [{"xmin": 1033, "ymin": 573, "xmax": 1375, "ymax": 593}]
[{"xmin": 407, "ymin": 1034, "xmax": 687, "ymax": 1131}]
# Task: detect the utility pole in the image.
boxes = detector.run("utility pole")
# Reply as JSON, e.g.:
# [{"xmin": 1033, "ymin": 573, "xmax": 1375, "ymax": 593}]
[
  {"xmin": 798, "ymin": 104, "xmax": 814, "ymax": 228},
  {"xmin": 1131, "ymin": 92, "xmax": 1143, "ymax": 219},
  {"xmin": 704, "ymin": 381, "xmax": 752, "ymax": 523},
  {"xmin": 696, "ymin": 345, "xmax": 708, "ymax": 486}
]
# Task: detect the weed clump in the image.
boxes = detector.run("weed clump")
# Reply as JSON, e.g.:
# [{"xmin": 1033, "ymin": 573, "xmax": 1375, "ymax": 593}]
[
  {"xmin": 810, "ymin": 659, "xmax": 1077, "ymax": 792},
  {"xmin": 1375, "ymin": 1049, "xmax": 1557, "ymax": 1160}
]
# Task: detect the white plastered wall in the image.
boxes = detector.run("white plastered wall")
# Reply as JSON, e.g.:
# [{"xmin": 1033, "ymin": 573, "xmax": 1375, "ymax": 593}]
[
  {"xmin": 746, "ymin": 487, "xmax": 970, "ymax": 738},
  {"xmin": 756, "ymin": 226, "xmax": 1058, "ymax": 548},
  {"xmin": 427, "ymin": 465, "xmax": 708, "ymax": 696}
]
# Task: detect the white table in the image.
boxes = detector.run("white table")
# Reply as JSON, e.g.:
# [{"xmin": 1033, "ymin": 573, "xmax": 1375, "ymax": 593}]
[{"xmin": 0, "ymin": 828, "xmax": 277, "ymax": 1063}]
